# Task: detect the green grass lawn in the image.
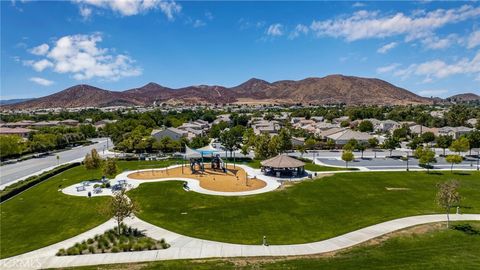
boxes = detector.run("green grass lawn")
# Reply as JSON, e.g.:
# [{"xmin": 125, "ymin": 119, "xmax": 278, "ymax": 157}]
[
  {"xmin": 240, "ymin": 158, "xmax": 349, "ymax": 171},
  {"xmin": 62, "ymin": 222, "xmax": 480, "ymax": 270},
  {"xmin": 0, "ymin": 160, "xmax": 180, "ymax": 259},
  {"xmin": 129, "ymin": 171, "xmax": 480, "ymax": 245}
]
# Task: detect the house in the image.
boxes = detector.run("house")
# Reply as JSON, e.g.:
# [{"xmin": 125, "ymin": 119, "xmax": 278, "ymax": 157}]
[
  {"xmin": 2, "ymin": 120, "xmax": 35, "ymax": 128},
  {"xmin": 213, "ymin": 114, "xmax": 231, "ymax": 125},
  {"xmin": 94, "ymin": 119, "xmax": 118, "ymax": 129},
  {"xmin": 59, "ymin": 119, "xmax": 79, "ymax": 126},
  {"xmin": 318, "ymin": 127, "xmax": 347, "ymax": 140},
  {"xmin": 251, "ymin": 120, "xmax": 281, "ymax": 135},
  {"xmin": 291, "ymin": 137, "xmax": 305, "ymax": 147},
  {"xmin": 151, "ymin": 127, "xmax": 187, "ymax": 141},
  {"xmin": 467, "ymin": 118, "xmax": 478, "ymax": 127},
  {"xmin": 438, "ymin": 126, "xmax": 473, "ymax": 139},
  {"xmin": 0, "ymin": 127, "xmax": 34, "ymax": 138},
  {"xmin": 32, "ymin": 121, "xmax": 60, "ymax": 128},
  {"xmin": 326, "ymin": 129, "xmax": 373, "ymax": 145},
  {"xmin": 375, "ymin": 120, "xmax": 400, "ymax": 133},
  {"xmin": 409, "ymin": 125, "xmax": 438, "ymax": 135}
]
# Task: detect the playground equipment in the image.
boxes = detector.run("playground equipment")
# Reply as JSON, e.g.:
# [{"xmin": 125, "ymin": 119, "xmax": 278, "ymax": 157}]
[
  {"xmin": 190, "ymin": 158, "xmax": 205, "ymax": 173},
  {"xmin": 211, "ymin": 154, "xmax": 226, "ymax": 172}
]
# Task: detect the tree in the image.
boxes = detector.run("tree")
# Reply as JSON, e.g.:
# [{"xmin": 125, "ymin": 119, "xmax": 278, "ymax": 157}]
[
  {"xmin": 437, "ymin": 180, "xmax": 461, "ymax": 228},
  {"xmin": 449, "ymin": 137, "xmax": 470, "ymax": 155},
  {"xmin": 90, "ymin": 149, "xmax": 102, "ymax": 168},
  {"xmin": 240, "ymin": 144, "xmax": 249, "ymax": 157},
  {"xmin": 0, "ymin": 135, "xmax": 23, "ymax": 159},
  {"xmin": 305, "ymin": 138, "xmax": 316, "ymax": 150},
  {"xmin": 382, "ymin": 136, "xmax": 400, "ymax": 157},
  {"xmin": 415, "ymin": 146, "xmax": 436, "ymax": 173},
  {"xmin": 102, "ymin": 189, "xmax": 138, "ymax": 235},
  {"xmin": 254, "ymin": 133, "xmax": 271, "ymax": 160},
  {"xmin": 358, "ymin": 120, "xmax": 374, "ymax": 132},
  {"xmin": 445, "ymin": 155, "xmax": 463, "ymax": 172},
  {"xmin": 436, "ymin": 135, "xmax": 453, "ymax": 156},
  {"xmin": 297, "ymin": 144, "xmax": 307, "ymax": 157},
  {"xmin": 268, "ymin": 135, "xmax": 281, "ymax": 157},
  {"xmin": 29, "ymin": 133, "xmax": 57, "ymax": 152},
  {"xmin": 420, "ymin": 131, "xmax": 435, "ymax": 144},
  {"xmin": 325, "ymin": 139, "xmax": 336, "ymax": 150},
  {"xmin": 407, "ymin": 136, "xmax": 422, "ymax": 151},
  {"xmin": 357, "ymin": 143, "xmax": 367, "ymax": 159},
  {"xmin": 368, "ymin": 137, "xmax": 379, "ymax": 158},
  {"xmin": 278, "ymin": 128, "xmax": 292, "ymax": 153},
  {"xmin": 79, "ymin": 124, "xmax": 97, "ymax": 138},
  {"xmin": 343, "ymin": 139, "xmax": 358, "ymax": 152},
  {"xmin": 466, "ymin": 130, "xmax": 480, "ymax": 155},
  {"xmin": 103, "ymin": 158, "xmax": 118, "ymax": 178},
  {"xmin": 341, "ymin": 151, "xmax": 354, "ymax": 168},
  {"xmin": 219, "ymin": 126, "xmax": 244, "ymax": 158}
]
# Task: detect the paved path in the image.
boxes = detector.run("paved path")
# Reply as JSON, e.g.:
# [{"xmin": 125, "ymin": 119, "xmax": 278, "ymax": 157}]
[
  {"xmin": 0, "ymin": 138, "xmax": 113, "ymax": 189},
  {"xmin": 2, "ymin": 213, "xmax": 479, "ymax": 269}
]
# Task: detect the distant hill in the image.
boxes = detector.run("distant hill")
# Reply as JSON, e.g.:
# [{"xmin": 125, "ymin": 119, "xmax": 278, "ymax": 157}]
[
  {"xmin": 447, "ymin": 93, "xmax": 480, "ymax": 103},
  {"xmin": 0, "ymin": 98, "xmax": 33, "ymax": 106},
  {"xmin": 2, "ymin": 75, "xmax": 433, "ymax": 109}
]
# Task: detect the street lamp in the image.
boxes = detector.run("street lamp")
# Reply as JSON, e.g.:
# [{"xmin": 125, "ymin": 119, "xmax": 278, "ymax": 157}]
[{"xmin": 406, "ymin": 150, "xmax": 409, "ymax": 172}]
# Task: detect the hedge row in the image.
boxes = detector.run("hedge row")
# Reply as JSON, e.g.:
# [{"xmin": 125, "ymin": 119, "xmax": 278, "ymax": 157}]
[{"xmin": 0, "ymin": 162, "xmax": 81, "ymax": 203}]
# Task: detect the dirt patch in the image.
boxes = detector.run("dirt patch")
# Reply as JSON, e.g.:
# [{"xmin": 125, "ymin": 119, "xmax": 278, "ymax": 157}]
[{"xmin": 127, "ymin": 164, "xmax": 267, "ymax": 192}]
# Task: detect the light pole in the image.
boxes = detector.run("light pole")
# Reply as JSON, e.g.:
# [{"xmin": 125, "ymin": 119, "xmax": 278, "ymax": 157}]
[
  {"xmin": 406, "ymin": 150, "xmax": 409, "ymax": 171},
  {"xmin": 477, "ymin": 150, "xmax": 479, "ymax": 171}
]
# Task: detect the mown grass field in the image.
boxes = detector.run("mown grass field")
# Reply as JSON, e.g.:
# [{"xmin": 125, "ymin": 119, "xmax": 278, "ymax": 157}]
[
  {"xmin": 0, "ymin": 160, "xmax": 179, "ymax": 259},
  {"xmin": 64, "ymin": 222, "xmax": 480, "ymax": 270},
  {"xmin": 129, "ymin": 171, "xmax": 480, "ymax": 244}
]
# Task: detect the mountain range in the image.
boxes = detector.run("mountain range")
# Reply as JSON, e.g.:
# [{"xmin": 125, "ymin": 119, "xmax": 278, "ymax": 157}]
[{"xmin": 2, "ymin": 75, "xmax": 476, "ymax": 110}]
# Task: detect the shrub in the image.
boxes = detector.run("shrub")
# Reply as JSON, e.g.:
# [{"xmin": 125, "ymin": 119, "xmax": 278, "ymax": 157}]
[
  {"xmin": 67, "ymin": 247, "xmax": 80, "ymax": 256},
  {"xmin": 111, "ymin": 247, "xmax": 120, "ymax": 253},
  {"xmin": 87, "ymin": 238, "xmax": 94, "ymax": 244},
  {"xmin": 56, "ymin": 248, "xmax": 66, "ymax": 256},
  {"xmin": 88, "ymin": 246, "xmax": 95, "ymax": 254}
]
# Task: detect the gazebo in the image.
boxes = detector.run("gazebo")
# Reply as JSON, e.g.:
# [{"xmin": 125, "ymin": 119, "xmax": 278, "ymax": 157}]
[{"xmin": 260, "ymin": 154, "xmax": 306, "ymax": 178}]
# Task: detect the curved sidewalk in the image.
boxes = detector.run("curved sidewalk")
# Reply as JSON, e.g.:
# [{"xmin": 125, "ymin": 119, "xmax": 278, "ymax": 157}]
[{"xmin": 2, "ymin": 214, "xmax": 479, "ymax": 269}]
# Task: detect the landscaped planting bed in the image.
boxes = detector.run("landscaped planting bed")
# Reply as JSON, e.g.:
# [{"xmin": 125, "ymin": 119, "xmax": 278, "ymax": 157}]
[{"xmin": 57, "ymin": 224, "xmax": 169, "ymax": 256}]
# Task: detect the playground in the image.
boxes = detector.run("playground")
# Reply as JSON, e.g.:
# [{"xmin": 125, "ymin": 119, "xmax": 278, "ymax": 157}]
[{"xmin": 127, "ymin": 163, "xmax": 267, "ymax": 192}]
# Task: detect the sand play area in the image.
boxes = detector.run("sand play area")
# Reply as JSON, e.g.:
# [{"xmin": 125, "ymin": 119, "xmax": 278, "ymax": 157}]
[{"xmin": 127, "ymin": 164, "xmax": 267, "ymax": 192}]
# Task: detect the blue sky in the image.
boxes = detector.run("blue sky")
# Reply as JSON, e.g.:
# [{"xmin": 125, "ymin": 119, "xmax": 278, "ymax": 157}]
[{"xmin": 1, "ymin": 0, "xmax": 479, "ymax": 99}]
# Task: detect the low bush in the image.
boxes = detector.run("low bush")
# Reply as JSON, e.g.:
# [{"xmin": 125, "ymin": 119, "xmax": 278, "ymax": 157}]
[{"xmin": 57, "ymin": 224, "xmax": 168, "ymax": 256}]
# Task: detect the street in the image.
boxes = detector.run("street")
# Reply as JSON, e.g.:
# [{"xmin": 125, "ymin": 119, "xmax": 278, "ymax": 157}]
[{"xmin": 0, "ymin": 138, "xmax": 112, "ymax": 188}]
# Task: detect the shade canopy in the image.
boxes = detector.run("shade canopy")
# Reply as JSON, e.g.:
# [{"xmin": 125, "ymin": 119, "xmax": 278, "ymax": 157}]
[
  {"xmin": 185, "ymin": 145, "xmax": 220, "ymax": 158},
  {"xmin": 260, "ymin": 154, "xmax": 305, "ymax": 168}
]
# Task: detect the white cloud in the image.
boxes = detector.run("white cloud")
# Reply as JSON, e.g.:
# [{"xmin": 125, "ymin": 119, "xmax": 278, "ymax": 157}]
[
  {"xmin": 29, "ymin": 43, "xmax": 49, "ymax": 55},
  {"xmin": 289, "ymin": 24, "xmax": 309, "ymax": 39},
  {"xmin": 377, "ymin": 42, "xmax": 397, "ymax": 54},
  {"xmin": 74, "ymin": 0, "xmax": 181, "ymax": 20},
  {"xmin": 421, "ymin": 34, "xmax": 459, "ymax": 50},
  {"xmin": 29, "ymin": 77, "xmax": 54, "ymax": 86},
  {"xmin": 352, "ymin": 2, "xmax": 366, "ymax": 8},
  {"xmin": 376, "ymin": 63, "xmax": 401, "ymax": 73},
  {"xmin": 392, "ymin": 51, "xmax": 480, "ymax": 82},
  {"xmin": 418, "ymin": 89, "xmax": 449, "ymax": 97},
  {"xmin": 266, "ymin": 23, "xmax": 284, "ymax": 37},
  {"xmin": 25, "ymin": 33, "xmax": 141, "ymax": 81},
  {"xmin": 79, "ymin": 6, "xmax": 92, "ymax": 19},
  {"xmin": 309, "ymin": 5, "xmax": 480, "ymax": 42},
  {"xmin": 467, "ymin": 31, "xmax": 480, "ymax": 49},
  {"xmin": 193, "ymin": 19, "xmax": 206, "ymax": 28}
]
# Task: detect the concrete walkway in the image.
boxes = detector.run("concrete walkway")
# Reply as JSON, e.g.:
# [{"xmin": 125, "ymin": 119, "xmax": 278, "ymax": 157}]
[{"xmin": 2, "ymin": 214, "xmax": 479, "ymax": 269}]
